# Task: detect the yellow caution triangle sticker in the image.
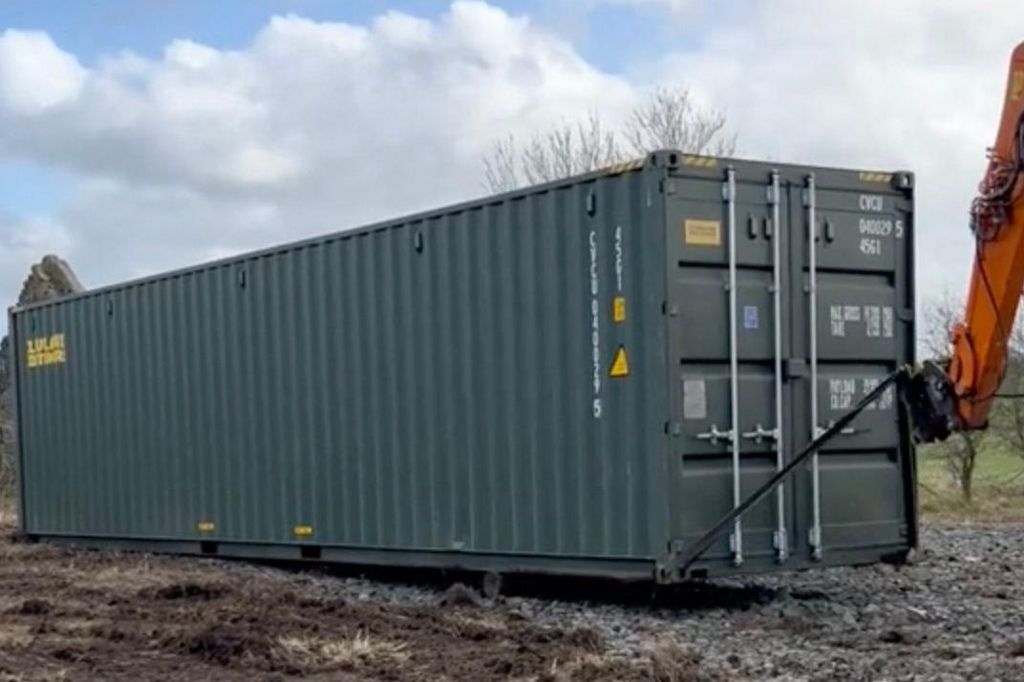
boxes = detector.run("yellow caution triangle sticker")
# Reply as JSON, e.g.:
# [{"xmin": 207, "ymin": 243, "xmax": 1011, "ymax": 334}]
[{"xmin": 609, "ymin": 345, "xmax": 630, "ymax": 378}]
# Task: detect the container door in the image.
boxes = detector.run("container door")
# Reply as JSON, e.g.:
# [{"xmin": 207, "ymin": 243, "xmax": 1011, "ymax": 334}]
[
  {"xmin": 666, "ymin": 166, "xmax": 794, "ymax": 568},
  {"xmin": 665, "ymin": 163, "xmax": 914, "ymax": 574},
  {"xmin": 788, "ymin": 173, "xmax": 914, "ymax": 559}
]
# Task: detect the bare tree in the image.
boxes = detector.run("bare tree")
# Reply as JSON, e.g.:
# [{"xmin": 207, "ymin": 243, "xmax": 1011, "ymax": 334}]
[
  {"xmin": 970, "ymin": 306, "xmax": 1024, "ymax": 488},
  {"xmin": 482, "ymin": 135, "xmax": 519, "ymax": 195},
  {"xmin": 991, "ymin": 324, "xmax": 1024, "ymax": 454},
  {"xmin": 482, "ymin": 86, "xmax": 735, "ymax": 194},
  {"xmin": 919, "ymin": 291, "xmax": 990, "ymax": 501},
  {"xmin": 623, "ymin": 86, "xmax": 736, "ymax": 157},
  {"xmin": 520, "ymin": 113, "xmax": 619, "ymax": 186}
]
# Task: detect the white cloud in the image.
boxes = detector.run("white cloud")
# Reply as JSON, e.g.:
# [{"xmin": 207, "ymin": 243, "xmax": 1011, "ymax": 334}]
[
  {"xmin": 0, "ymin": 1, "xmax": 636, "ymax": 306},
  {"xmin": 0, "ymin": 30, "xmax": 86, "ymax": 115},
  {"xmin": 632, "ymin": 0, "xmax": 1022, "ymax": 306},
  {"xmin": 0, "ymin": 0, "xmax": 1021, "ymax": 330},
  {"xmin": 0, "ymin": 210, "xmax": 75, "ymax": 303}
]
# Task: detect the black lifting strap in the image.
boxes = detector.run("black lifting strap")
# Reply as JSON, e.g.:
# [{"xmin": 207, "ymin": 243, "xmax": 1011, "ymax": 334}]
[{"xmin": 673, "ymin": 366, "xmax": 909, "ymax": 576}]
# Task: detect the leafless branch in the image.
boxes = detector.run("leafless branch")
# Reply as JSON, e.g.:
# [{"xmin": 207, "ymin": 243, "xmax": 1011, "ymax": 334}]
[
  {"xmin": 480, "ymin": 85, "xmax": 735, "ymax": 194},
  {"xmin": 919, "ymin": 292, "xmax": 985, "ymax": 500},
  {"xmin": 482, "ymin": 135, "xmax": 519, "ymax": 194},
  {"xmin": 623, "ymin": 86, "xmax": 736, "ymax": 157}
]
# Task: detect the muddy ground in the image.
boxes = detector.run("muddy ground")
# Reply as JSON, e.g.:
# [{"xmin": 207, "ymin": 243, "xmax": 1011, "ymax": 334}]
[
  {"xmin": 0, "ymin": 524, "xmax": 1022, "ymax": 681},
  {"xmin": 0, "ymin": 521, "xmax": 705, "ymax": 681}
]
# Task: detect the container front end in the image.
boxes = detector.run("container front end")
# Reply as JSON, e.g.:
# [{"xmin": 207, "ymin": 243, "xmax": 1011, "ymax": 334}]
[{"xmin": 664, "ymin": 156, "xmax": 916, "ymax": 578}]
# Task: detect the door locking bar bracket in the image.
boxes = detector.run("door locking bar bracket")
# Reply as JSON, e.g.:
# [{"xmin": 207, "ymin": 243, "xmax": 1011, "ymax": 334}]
[
  {"xmin": 695, "ymin": 424, "xmax": 734, "ymax": 445},
  {"xmin": 741, "ymin": 423, "xmax": 779, "ymax": 444}
]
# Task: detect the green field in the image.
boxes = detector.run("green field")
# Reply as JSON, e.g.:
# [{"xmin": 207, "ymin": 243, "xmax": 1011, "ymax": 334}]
[{"xmin": 917, "ymin": 442, "xmax": 1024, "ymax": 522}]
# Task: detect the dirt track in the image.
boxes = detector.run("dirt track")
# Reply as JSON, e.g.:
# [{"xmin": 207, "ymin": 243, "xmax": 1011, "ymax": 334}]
[{"xmin": 1, "ymin": 523, "xmax": 1024, "ymax": 681}]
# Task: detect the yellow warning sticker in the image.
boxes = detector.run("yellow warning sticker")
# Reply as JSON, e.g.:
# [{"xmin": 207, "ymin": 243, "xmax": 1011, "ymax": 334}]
[
  {"xmin": 1013, "ymin": 70, "xmax": 1024, "ymax": 101},
  {"xmin": 612, "ymin": 296, "xmax": 627, "ymax": 323},
  {"xmin": 293, "ymin": 525, "xmax": 314, "ymax": 537},
  {"xmin": 609, "ymin": 346, "xmax": 630, "ymax": 378},
  {"xmin": 684, "ymin": 220, "xmax": 721, "ymax": 246},
  {"xmin": 196, "ymin": 521, "xmax": 215, "ymax": 533}
]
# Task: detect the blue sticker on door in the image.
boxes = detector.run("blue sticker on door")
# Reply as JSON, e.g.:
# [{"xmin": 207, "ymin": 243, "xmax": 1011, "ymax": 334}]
[{"xmin": 743, "ymin": 305, "xmax": 759, "ymax": 330}]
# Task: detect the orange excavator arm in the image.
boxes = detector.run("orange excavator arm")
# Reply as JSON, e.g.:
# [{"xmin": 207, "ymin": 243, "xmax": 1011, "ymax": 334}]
[{"xmin": 909, "ymin": 42, "xmax": 1024, "ymax": 442}]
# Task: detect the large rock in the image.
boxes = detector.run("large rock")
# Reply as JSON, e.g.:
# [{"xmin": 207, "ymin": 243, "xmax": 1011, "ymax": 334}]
[
  {"xmin": 17, "ymin": 255, "xmax": 84, "ymax": 307},
  {"xmin": 0, "ymin": 255, "xmax": 83, "ymax": 393}
]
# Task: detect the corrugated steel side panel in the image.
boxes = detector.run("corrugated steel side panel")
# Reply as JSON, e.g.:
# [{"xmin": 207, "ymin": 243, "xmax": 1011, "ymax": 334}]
[{"xmin": 13, "ymin": 162, "xmax": 671, "ymax": 563}]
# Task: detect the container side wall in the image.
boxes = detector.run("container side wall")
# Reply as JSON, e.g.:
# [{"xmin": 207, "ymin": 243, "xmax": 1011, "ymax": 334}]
[{"xmin": 13, "ymin": 166, "xmax": 670, "ymax": 565}]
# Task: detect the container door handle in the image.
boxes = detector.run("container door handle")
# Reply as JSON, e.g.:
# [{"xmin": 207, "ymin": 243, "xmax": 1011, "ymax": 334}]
[
  {"xmin": 695, "ymin": 424, "xmax": 735, "ymax": 445},
  {"xmin": 741, "ymin": 423, "xmax": 778, "ymax": 444}
]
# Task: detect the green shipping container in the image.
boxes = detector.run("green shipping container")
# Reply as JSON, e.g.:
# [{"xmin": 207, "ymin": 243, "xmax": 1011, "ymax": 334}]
[{"xmin": 9, "ymin": 151, "xmax": 917, "ymax": 582}]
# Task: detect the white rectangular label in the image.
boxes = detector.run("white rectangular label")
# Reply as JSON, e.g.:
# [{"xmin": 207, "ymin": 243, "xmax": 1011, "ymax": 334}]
[{"xmin": 683, "ymin": 378, "xmax": 707, "ymax": 420}]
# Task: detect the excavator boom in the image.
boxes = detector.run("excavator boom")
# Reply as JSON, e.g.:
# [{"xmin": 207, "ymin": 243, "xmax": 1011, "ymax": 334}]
[{"xmin": 912, "ymin": 42, "xmax": 1024, "ymax": 441}]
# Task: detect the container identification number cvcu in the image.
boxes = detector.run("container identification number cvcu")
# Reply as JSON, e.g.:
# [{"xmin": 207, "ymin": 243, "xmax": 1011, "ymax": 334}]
[
  {"xmin": 589, "ymin": 226, "xmax": 631, "ymax": 419},
  {"xmin": 857, "ymin": 194, "xmax": 904, "ymax": 258}
]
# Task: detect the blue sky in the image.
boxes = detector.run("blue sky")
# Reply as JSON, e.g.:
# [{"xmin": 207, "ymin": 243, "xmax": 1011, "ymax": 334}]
[
  {"xmin": 0, "ymin": 0, "xmax": 680, "ymax": 70},
  {"xmin": 0, "ymin": 0, "xmax": 685, "ymax": 220}
]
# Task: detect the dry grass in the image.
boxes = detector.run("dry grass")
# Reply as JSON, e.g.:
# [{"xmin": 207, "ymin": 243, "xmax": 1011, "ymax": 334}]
[
  {"xmin": 541, "ymin": 639, "xmax": 708, "ymax": 682},
  {"xmin": 0, "ymin": 624, "xmax": 34, "ymax": 650},
  {"xmin": 274, "ymin": 630, "xmax": 409, "ymax": 672},
  {"xmin": 646, "ymin": 639, "xmax": 706, "ymax": 681},
  {"xmin": 446, "ymin": 611, "xmax": 509, "ymax": 639},
  {"xmin": 0, "ymin": 671, "xmax": 72, "ymax": 682},
  {"xmin": 83, "ymin": 561, "xmax": 170, "ymax": 593},
  {"xmin": 542, "ymin": 652, "xmax": 624, "ymax": 681}
]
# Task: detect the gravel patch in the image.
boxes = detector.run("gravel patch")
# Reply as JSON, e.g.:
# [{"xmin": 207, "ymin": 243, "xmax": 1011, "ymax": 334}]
[
  {"xmin": 513, "ymin": 525, "xmax": 1024, "ymax": 680},
  {"xmin": 212, "ymin": 525, "xmax": 1024, "ymax": 679},
  {"xmin": 5, "ymin": 524, "xmax": 1024, "ymax": 679}
]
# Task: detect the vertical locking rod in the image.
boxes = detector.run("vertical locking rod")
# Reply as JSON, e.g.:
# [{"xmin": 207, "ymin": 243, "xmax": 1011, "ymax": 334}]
[
  {"xmin": 806, "ymin": 173, "xmax": 823, "ymax": 561},
  {"xmin": 770, "ymin": 171, "xmax": 788, "ymax": 562},
  {"xmin": 726, "ymin": 167, "xmax": 742, "ymax": 567}
]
